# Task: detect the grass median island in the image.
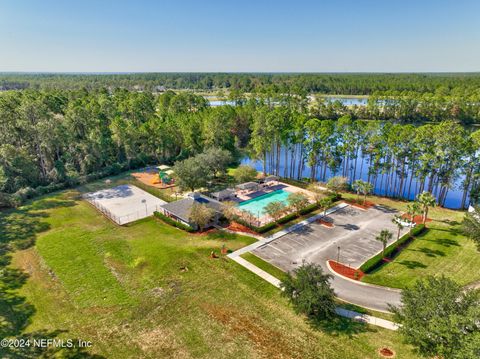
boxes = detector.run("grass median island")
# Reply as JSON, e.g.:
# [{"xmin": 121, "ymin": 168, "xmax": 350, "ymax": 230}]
[{"xmin": 0, "ymin": 186, "xmax": 421, "ymax": 358}]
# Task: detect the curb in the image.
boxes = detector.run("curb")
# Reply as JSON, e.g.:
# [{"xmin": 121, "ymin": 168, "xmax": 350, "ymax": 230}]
[{"xmin": 326, "ymin": 261, "xmax": 401, "ymax": 293}]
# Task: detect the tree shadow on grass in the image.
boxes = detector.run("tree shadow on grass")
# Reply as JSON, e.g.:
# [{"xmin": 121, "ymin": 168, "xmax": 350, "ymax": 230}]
[
  {"xmin": 413, "ymin": 247, "xmax": 446, "ymax": 257},
  {"xmin": 0, "ymin": 198, "xmax": 104, "ymax": 358},
  {"xmin": 436, "ymin": 219, "xmax": 461, "ymax": 226},
  {"xmin": 425, "ymin": 237, "xmax": 460, "ymax": 248},
  {"xmin": 398, "ymin": 260, "xmax": 427, "ymax": 269},
  {"xmin": 308, "ymin": 314, "xmax": 376, "ymax": 338}
]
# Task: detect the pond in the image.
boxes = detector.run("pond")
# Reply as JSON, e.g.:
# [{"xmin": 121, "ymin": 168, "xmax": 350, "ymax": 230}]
[
  {"xmin": 242, "ymin": 147, "xmax": 468, "ymax": 210},
  {"xmin": 320, "ymin": 96, "xmax": 368, "ymax": 106}
]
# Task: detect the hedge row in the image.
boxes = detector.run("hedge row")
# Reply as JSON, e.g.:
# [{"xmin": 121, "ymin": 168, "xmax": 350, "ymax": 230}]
[
  {"xmin": 233, "ymin": 199, "xmax": 330, "ymax": 234},
  {"xmin": 153, "ymin": 211, "xmax": 195, "ymax": 232},
  {"xmin": 360, "ymin": 224, "xmax": 426, "ymax": 273},
  {"xmin": 132, "ymin": 180, "xmax": 175, "ymax": 203}
]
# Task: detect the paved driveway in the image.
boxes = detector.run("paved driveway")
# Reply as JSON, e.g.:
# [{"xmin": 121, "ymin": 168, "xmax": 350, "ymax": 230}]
[{"xmin": 252, "ymin": 204, "xmax": 408, "ymax": 311}]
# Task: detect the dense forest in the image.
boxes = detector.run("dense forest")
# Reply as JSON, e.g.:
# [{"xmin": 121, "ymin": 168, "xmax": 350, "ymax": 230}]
[
  {"xmin": 1, "ymin": 87, "xmax": 479, "ymax": 209},
  {"xmin": 2, "ymin": 72, "xmax": 480, "ymax": 94}
]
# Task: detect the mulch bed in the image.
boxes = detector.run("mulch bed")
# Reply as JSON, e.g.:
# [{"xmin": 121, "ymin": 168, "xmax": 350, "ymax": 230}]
[
  {"xmin": 317, "ymin": 219, "xmax": 334, "ymax": 228},
  {"xmin": 328, "ymin": 260, "xmax": 364, "ymax": 281},
  {"xmin": 401, "ymin": 214, "xmax": 432, "ymax": 225},
  {"xmin": 226, "ymin": 222, "xmax": 259, "ymax": 235},
  {"xmin": 378, "ymin": 347, "xmax": 395, "ymax": 357},
  {"xmin": 131, "ymin": 172, "xmax": 176, "ymax": 189},
  {"xmin": 344, "ymin": 199, "xmax": 375, "ymax": 210}
]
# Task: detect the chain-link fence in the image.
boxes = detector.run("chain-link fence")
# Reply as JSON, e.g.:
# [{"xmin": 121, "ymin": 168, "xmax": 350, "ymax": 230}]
[{"xmin": 84, "ymin": 196, "xmax": 164, "ymax": 225}]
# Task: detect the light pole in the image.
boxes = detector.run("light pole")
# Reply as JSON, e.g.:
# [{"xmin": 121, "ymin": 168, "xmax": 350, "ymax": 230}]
[
  {"xmin": 142, "ymin": 199, "xmax": 147, "ymax": 216},
  {"xmin": 337, "ymin": 246, "xmax": 341, "ymax": 263}
]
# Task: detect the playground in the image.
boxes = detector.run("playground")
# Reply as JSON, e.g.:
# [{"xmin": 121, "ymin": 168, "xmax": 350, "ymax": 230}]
[{"xmin": 131, "ymin": 165, "xmax": 176, "ymax": 189}]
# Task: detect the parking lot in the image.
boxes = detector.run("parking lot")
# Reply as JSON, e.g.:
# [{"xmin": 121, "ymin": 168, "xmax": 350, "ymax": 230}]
[{"xmin": 252, "ymin": 204, "xmax": 407, "ymax": 272}]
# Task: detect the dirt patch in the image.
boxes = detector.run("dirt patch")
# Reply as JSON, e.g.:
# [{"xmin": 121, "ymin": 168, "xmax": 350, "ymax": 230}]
[
  {"xmin": 401, "ymin": 214, "xmax": 432, "ymax": 225},
  {"xmin": 226, "ymin": 222, "xmax": 259, "ymax": 235},
  {"xmin": 135, "ymin": 326, "xmax": 189, "ymax": 358},
  {"xmin": 189, "ymin": 228, "xmax": 217, "ymax": 236},
  {"xmin": 328, "ymin": 260, "xmax": 364, "ymax": 281},
  {"xmin": 201, "ymin": 303, "xmax": 300, "ymax": 359},
  {"xmin": 378, "ymin": 347, "xmax": 395, "ymax": 357},
  {"xmin": 132, "ymin": 171, "xmax": 176, "ymax": 189}
]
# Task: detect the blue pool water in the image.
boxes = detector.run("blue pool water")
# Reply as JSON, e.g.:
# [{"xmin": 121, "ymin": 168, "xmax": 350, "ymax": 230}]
[{"xmin": 237, "ymin": 190, "xmax": 291, "ymax": 215}]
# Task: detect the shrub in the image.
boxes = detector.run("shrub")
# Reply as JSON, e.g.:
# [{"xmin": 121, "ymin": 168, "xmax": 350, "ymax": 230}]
[
  {"xmin": 153, "ymin": 211, "xmax": 195, "ymax": 232},
  {"xmin": 233, "ymin": 164, "xmax": 257, "ymax": 183},
  {"xmin": 299, "ymin": 203, "xmax": 318, "ymax": 215},
  {"xmin": 280, "ymin": 262, "xmax": 336, "ymax": 319},
  {"xmin": 360, "ymin": 224, "xmax": 426, "ymax": 273},
  {"xmin": 277, "ymin": 213, "xmax": 298, "ymax": 224}
]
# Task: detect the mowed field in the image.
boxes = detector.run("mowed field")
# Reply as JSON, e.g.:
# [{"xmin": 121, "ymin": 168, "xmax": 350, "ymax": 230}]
[{"xmin": 0, "ymin": 181, "xmax": 420, "ymax": 358}]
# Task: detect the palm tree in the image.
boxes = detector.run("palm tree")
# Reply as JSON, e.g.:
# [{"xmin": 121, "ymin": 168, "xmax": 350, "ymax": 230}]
[
  {"xmin": 417, "ymin": 191, "xmax": 436, "ymax": 224},
  {"xmin": 392, "ymin": 215, "xmax": 404, "ymax": 240},
  {"xmin": 307, "ymin": 182, "xmax": 324, "ymax": 205},
  {"xmin": 319, "ymin": 197, "xmax": 333, "ymax": 216},
  {"xmin": 406, "ymin": 201, "xmax": 421, "ymax": 234},
  {"xmin": 376, "ymin": 229, "xmax": 393, "ymax": 258},
  {"xmin": 353, "ymin": 179, "xmax": 374, "ymax": 204}
]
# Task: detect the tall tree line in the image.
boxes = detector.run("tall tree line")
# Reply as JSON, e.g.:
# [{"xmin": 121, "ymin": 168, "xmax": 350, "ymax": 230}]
[
  {"xmin": 1, "ymin": 88, "xmax": 479, "ymax": 209},
  {"xmin": 2, "ymin": 72, "xmax": 480, "ymax": 95}
]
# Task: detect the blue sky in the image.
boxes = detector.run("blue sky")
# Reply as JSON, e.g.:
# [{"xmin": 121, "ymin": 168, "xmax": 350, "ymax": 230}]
[{"xmin": 0, "ymin": 0, "xmax": 479, "ymax": 72}]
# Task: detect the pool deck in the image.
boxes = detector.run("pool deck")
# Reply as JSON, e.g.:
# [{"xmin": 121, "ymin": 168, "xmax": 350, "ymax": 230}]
[{"xmin": 233, "ymin": 182, "xmax": 315, "ymax": 225}]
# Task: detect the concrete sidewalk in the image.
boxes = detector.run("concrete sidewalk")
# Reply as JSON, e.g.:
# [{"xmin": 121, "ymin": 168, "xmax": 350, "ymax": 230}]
[{"xmin": 229, "ymin": 254, "xmax": 399, "ymax": 331}]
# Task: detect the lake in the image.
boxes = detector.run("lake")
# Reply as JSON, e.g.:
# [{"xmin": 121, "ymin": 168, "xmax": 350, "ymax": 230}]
[
  {"xmin": 242, "ymin": 147, "xmax": 468, "ymax": 209},
  {"xmin": 207, "ymin": 96, "xmax": 369, "ymax": 107}
]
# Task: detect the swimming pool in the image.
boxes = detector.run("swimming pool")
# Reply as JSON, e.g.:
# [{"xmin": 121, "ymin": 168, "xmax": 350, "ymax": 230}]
[{"xmin": 237, "ymin": 190, "xmax": 290, "ymax": 215}]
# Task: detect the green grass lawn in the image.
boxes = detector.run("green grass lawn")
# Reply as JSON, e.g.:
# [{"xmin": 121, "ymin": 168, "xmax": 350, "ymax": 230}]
[
  {"xmin": 362, "ymin": 224, "xmax": 480, "ymax": 288},
  {"xmin": 342, "ymin": 192, "xmax": 480, "ymax": 289},
  {"xmin": 240, "ymin": 252, "xmax": 288, "ymax": 281},
  {"xmin": 0, "ymin": 181, "xmax": 420, "ymax": 358}
]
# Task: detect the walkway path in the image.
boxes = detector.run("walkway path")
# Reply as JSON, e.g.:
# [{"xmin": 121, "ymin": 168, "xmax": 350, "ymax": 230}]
[{"xmin": 229, "ymin": 254, "xmax": 399, "ymax": 330}]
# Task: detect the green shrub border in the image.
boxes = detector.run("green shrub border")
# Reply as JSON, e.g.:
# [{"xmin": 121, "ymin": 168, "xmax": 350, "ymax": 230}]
[
  {"xmin": 360, "ymin": 224, "xmax": 426, "ymax": 273},
  {"xmin": 232, "ymin": 199, "xmax": 335, "ymax": 233},
  {"xmin": 153, "ymin": 211, "xmax": 195, "ymax": 232}
]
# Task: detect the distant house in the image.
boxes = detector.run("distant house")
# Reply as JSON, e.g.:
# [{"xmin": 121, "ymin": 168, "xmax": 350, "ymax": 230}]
[
  {"xmin": 211, "ymin": 188, "xmax": 236, "ymax": 201},
  {"xmin": 160, "ymin": 192, "xmax": 223, "ymax": 230},
  {"xmin": 154, "ymin": 85, "xmax": 166, "ymax": 93}
]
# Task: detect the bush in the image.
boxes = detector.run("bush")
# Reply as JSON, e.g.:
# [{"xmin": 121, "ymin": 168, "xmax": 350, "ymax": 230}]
[
  {"xmin": 231, "ymin": 215, "xmax": 277, "ymax": 233},
  {"xmin": 360, "ymin": 224, "xmax": 426, "ymax": 273},
  {"xmin": 153, "ymin": 211, "xmax": 195, "ymax": 232},
  {"xmin": 299, "ymin": 203, "xmax": 319, "ymax": 215},
  {"xmin": 277, "ymin": 212, "xmax": 298, "ymax": 224}
]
